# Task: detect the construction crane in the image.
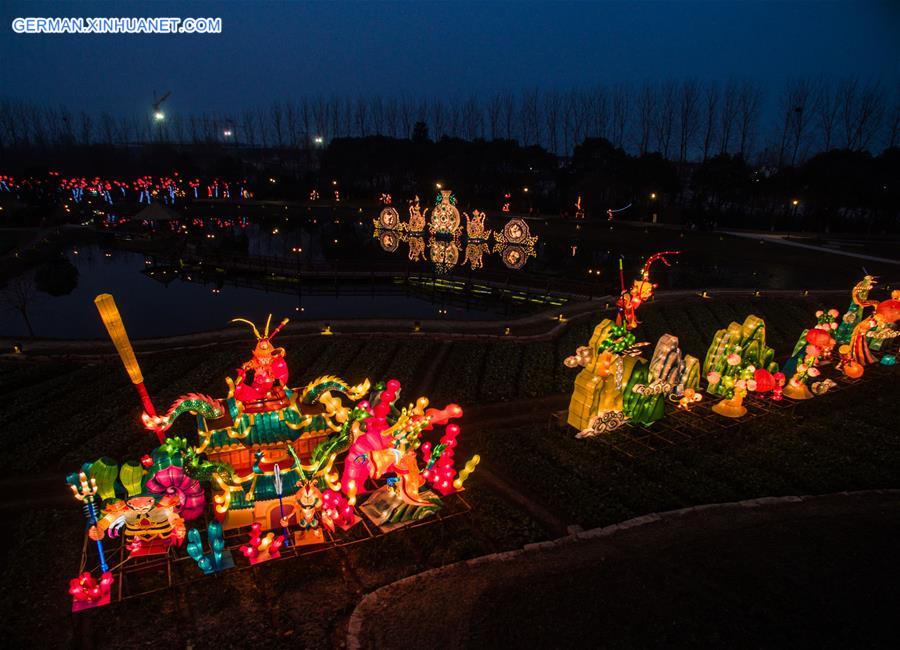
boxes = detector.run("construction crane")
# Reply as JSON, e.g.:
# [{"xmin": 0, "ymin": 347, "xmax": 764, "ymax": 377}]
[{"xmin": 152, "ymin": 90, "xmax": 171, "ymax": 121}]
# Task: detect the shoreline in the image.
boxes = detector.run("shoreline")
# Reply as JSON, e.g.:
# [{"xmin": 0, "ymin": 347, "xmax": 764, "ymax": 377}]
[{"xmin": 0, "ymin": 287, "xmax": 851, "ymax": 356}]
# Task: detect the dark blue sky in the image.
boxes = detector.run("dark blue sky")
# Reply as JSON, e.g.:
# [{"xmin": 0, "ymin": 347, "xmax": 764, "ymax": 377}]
[{"xmin": 1, "ymin": 0, "xmax": 897, "ymax": 116}]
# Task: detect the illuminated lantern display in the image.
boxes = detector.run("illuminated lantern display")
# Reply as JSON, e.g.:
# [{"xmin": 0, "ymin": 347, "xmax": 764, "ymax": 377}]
[
  {"xmin": 186, "ymin": 522, "xmax": 232, "ymax": 574},
  {"xmin": 835, "ymin": 276, "xmax": 876, "ymax": 345},
  {"xmin": 711, "ymin": 382, "xmax": 748, "ymax": 418},
  {"xmin": 493, "ymin": 218, "xmax": 538, "ymax": 270},
  {"xmin": 465, "ymin": 210, "xmax": 491, "ymax": 240},
  {"xmin": 90, "ymin": 494, "xmax": 186, "ymax": 555},
  {"xmin": 566, "ymin": 320, "xmax": 698, "ymax": 435},
  {"xmin": 839, "ymin": 345, "xmax": 864, "ymax": 379},
  {"xmin": 69, "ymin": 571, "xmax": 114, "ymax": 612},
  {"xmin": 676, "ymin": 387, "xmax": 703, "ymax": 411},
  {"xmin": 94, "ymin": 294, "xmax": 159, "ymax": 436},
  {"xmin": 64, "ymin": 296, "xmax": 479, "ymax": 607},
  {"xmin": 616, "ymin": 251, "xmax": 680, "ymax": 330},
  {"xmin": 703, "ymin": 315, "xmax": 778, "ymax": 399},
  {"xmin": 622, "ymin": 334, "xmax": 698, "ymax": 426},
  {"xmin": 407, "ymin": 195, "xmax": 427, "ymax": 233},
  {"xmin": 863, "ymin": 297, "xmax": 900, "ymax": 353},
  {"xmin": 240, "ymin": 522, "xmax": 284, "ymax": 563},
  {"xmin": 429, "ymin": 190, "xmax": 462, "ymax": 236},
  {"xmin": 69, "ymin": 471, "xmax": 109, "ymax": 574},
  {"xmin": 79, "ymin": 297, "xmax": 477, "ymax": 548},
  {"xmin": 493, "ymin": 217, "xmax": 538, "ymax": 249},
  {"xmin": 566, "ymin": 254, "xmax": 694, "ymax": 436},
  {"xmin": 771, "ymin": 372, "xmax": 786, "ymax": 400},
  {"xmin": 752, "ymin": 368, "xmax": 776, "ymax": 394},
  {"xmin": 374, "ymin": 206, "xmax": 401, "ymax": 230},
  {"xmin": 782, "ymin": 327, "xmax": 832, "ymax": 400},
  {"xmin": 834, "ymin": 279, "xmax": 900, "ymax": 375}
]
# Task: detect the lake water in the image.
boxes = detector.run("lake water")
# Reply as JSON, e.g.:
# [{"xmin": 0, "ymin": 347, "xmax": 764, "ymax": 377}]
[{"xmin": 3, "ymin": 206, "xmax": 895, "ymax": 339}]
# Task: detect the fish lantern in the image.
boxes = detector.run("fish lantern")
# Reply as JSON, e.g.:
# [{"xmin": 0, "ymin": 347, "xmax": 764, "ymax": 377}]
[{"xmin": 753, "ymin": 368, "xmax": 776, "ymax": 393}]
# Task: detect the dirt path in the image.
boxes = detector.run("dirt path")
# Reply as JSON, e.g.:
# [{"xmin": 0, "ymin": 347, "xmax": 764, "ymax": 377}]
[{"xmin": 348, "ymin": 490, "xmax": 900, "ymax": 649}]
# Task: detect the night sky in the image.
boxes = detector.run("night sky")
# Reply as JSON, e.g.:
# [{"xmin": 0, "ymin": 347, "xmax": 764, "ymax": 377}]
[{"xmin": 1, "ymin": 0, "xmax": 898, "ymax": 117}]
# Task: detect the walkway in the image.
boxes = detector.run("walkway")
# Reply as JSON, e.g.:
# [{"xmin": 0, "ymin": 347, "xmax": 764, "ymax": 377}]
[
  {"xmin": 722, "ymin": 231, "xmax": 900, "ymax": 265},
  {"xmin": 348, "ymin": 490, "xmax": 900, "ymax": 649}
]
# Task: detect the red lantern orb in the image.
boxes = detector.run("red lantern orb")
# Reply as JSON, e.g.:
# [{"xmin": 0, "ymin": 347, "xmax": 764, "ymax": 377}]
[
  {"xmin": 806, "ymin": 328, "xmax": 834, "ymax": 349},
  {"xmin": 753, "ymin": 368, "xmax": 776, "ymax": 393},
  {"xmin": 875, "ymin": 299, "xmax": 900, "ymax": 324}
]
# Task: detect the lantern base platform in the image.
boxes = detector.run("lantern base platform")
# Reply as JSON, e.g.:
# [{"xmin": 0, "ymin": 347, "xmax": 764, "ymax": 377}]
[
  {"xmin": 72, "ymin": 593, "xmax": 111, "ymax": 613},
  {"xmin": 333, "ymin": 513, "xmax": 362, "ymax": 532},
  {"xmin": 783, "ymin": 382, "xmax": 814, "ymax": 400},
  {"xmin": 293, "ymin": 529, "xmax": 327, "ymax": 546},
  {"xmin": 247, "ymin": 550, "xmax": 280, "ymax": 565},
  {"xmin": 712, "ymin": 399, "xmax": 747, "ymax": 418},
  {"xmin": 128, "ymin": 541, "xmax": 174, "ymax": 558}
]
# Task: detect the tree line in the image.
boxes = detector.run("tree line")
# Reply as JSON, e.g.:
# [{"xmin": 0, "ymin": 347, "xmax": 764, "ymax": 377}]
[{"xmin": 1, "ymin": 77, "xmax": 896, "ymax": 165}]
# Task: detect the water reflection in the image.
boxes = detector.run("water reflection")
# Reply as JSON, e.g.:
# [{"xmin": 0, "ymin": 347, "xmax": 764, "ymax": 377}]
[
  {"xmin": 496, "ymin": 244, "xmax": 534, "ymax": 270},
  {"xmin": 429, "ymin": 239, "xmax": 459, "ymax": 274},
  {"xmin": 408, "ymin": 235, "xmax": 425, "ymax": 262},
  {"xmin": 464, "ymin": 242, "xmax": 489, "ymax": 270},
  {"xmin": 373, "ymin": 208, "xmax": 541, "ymax": 274}
]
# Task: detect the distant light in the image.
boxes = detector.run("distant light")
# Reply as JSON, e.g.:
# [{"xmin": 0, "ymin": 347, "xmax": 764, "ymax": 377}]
[
  {"xmin": 650, "ymin": 192, "xmax": 657, "ymax": 200},
  {"xmin": 314, "ymin": 136, "xmax": 324, "ymax": 145},
  {"xmin": 269, "ymin": 178, "xmax": 276, "ymax": 183},
  {"xmin": 523, "ymin": 187, "xmax": 529, "ymax": 193},
  {"xmin": 332, "ymin": 180, "xmax": 338, "ymax": 186},
  {"xmin": 435, "ymin": 182, "xmax": 443, "ymax": 189},
  {"xmin": 154, "ymin": 111, "xmax": 165, "ymax": 121},
  {"xmin": 792, "ymin": 199, "xmax": 799, "ymax": 206},
  {"xmin": 223, "ymin": 129, "xmax": 233, "ymax": 137}
]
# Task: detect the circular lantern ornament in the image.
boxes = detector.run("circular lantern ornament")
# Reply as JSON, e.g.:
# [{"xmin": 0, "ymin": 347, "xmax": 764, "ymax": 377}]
[
  {"xmin": 501, "ymin": 218, "xmax": 530, "ymax": 244},
  {"xmin": 378, "ymin": 231, "xmax": 399, "ymax": 253},
  {"xmin": 501, "ymin": 245, "xmax": 527, "ymax": 270},
  {"xmin": 376, "ymin": 206, "xmax": 400, "ymax": 230},
  {"xmin": 145, "ymin": 465, "xmax": 206, "ymax": 521}
]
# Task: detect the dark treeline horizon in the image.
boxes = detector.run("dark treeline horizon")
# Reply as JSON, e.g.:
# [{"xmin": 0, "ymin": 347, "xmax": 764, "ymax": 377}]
[{"xmin": 1, "ymin": 76, "xmax": 897, "ymax": 167}]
